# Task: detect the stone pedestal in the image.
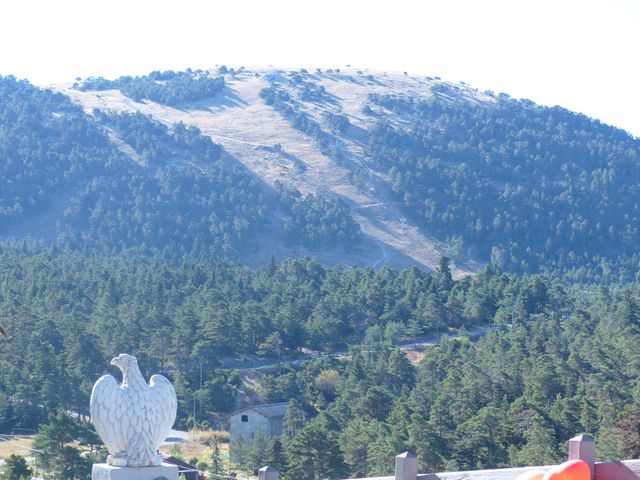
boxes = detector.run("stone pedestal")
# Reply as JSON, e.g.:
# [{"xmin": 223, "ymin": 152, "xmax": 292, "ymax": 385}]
[
  {"xmin": 395, "ymin": 452, "xmax": 417, "ymax": 480},
  {"xmin": 92, "ymin": 463, "xmax": 179, "ymax": 480},
  {"xmin": 568, "ymin": 434, "xmax": 596, "ymax": 480}
]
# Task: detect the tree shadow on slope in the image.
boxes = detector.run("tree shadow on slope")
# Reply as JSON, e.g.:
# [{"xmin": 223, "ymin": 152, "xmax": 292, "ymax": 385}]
[{"xmin": 181, "ymin": 86, "xmax": 249, "ymax": 112}]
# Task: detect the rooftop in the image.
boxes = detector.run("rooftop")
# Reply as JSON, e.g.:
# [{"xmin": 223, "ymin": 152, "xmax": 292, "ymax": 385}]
[{"xmin": 231, "ymin": 401, "xmax": 289, "ymax": 419}]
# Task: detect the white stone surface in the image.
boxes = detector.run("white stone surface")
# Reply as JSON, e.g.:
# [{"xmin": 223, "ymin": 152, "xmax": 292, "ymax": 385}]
[
  {"xmin": 92, "ymin": 463, "xmax": 178, "ymax": 480},
  {"xmin": 90, "ymin": 354, "xmax": 177, "ymax": 467}
]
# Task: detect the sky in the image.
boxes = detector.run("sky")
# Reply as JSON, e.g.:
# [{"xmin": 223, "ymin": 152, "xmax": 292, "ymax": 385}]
[{"xmin": 1, "ymin": 0, "xmax": 638, "ymax": 136}]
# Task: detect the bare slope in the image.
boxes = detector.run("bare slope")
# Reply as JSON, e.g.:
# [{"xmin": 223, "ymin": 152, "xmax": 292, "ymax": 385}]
[{"xmin": 51, "ymin": 68, "xmax": 483, "ymax": 277}]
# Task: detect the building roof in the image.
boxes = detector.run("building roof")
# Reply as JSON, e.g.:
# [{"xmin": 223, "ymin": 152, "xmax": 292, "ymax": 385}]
[{"xmin": 230, "ymin": 401, "xmax": 289, "ymax": 419}]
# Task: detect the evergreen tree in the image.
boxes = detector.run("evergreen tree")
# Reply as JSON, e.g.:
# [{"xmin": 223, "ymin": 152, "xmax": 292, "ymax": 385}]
[
  {"xmin": 32, "ymin": 413, "xmax": 77, "ymax": 474},
  {"xmin": 282, "ymin": 399, "xmax": 307, "ymax": 443},
  {"xmin": 419, "ymin": 292, "xmax": 447, "ymax": 332},
  {"xmin": 619, "ymin": 290, "xmax": 640, "ymax": 329},
  {"xmin": 510, "ymin": 415, "xmax": 562, "ymax": 466},
  {"xmin": 285, "ymin": 419, "xmax": 346, "ymax": 480},
  {"xmin": 366, "ymin": 433, "xmax": 395, "ymax": 477},
  {"xmin": 386, "ymin": 349, "xmax": 415, "ymax": 392},
  {"xmin": 249, "ymin": 429, "xmax": 269, "ymax": 468},
  {"xmin": 32, "ymin": 413, "xmax": 89, "ymax": 479},
  {"xmin": 408, "ymin": 418, "xmax": 447, "ymax": 472},
  {"xmin": 263, "ymin": 437, "xmax": 288, "ymax": 473},
  {"xmin": 387, "ymin": 399, "xmax": 413, "ymax": 455},
  {"xmin": 210, "ymin": 438, "xmax": 224, "ymax": 474},
  {"xmin": 436, "ymin": 256, "xmax": 454, "ymax": 292},
  {"xmin": 0, "ymin": 454, "xmax": 32, "ymax": 480},
  {"xmin": 340, "ymin": 419, "xmax": 389, "ymax": 477},
  {"xmin": 230, "ymin": 434, "xmax": 249, "ymax": 467}
]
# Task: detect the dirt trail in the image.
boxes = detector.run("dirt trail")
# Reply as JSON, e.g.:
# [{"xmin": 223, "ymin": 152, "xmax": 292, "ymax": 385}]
[{"xmin": 50, "ymin": 69, "xmax": 482, "ymax": 277}]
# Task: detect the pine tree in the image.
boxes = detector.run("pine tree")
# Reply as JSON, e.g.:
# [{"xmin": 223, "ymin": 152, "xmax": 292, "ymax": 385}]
[
  {"xmin": 31, "ymin": 412, "xmax": 91, "ymax": 479},
  {"xmin": 408, "ymin": 417, "xmax": 447, "ymax": 472},
  {"xmin": 619, "ymin": 289, "xmax": 640, "ymax": 328},
  {"xmin": 511, "ymin": 415, "xmax": 561, "ymax": 466},
  {"xmin": 264, "ymin": 437, "xmax": 287, "ymax": 473},
  {"xmin": 231, "ymin": 434, "xmax": 248, "ymax": 466},
  {"xmin": 420, "ymin": 292, "xmax": 447, "ymax": 332},
  {"xmin": 386, "ymin": 349, "xmax": 416, "ymax": 392},
  {"xmin": 285, "ymin": 419, "xmax": 346, "ymax": 480},
  {"xmin": 0, "ymin": 454, "xmax": 32, "ymax": 480},
  {"xmin": 340, "ymin": 419, "xmax": 390, "ymax": 477},
  {"xmin": 387, "ymin": 399, "xmax": 412, "ymax": 455},
  {"xmin": 211, "ymin": 438, "xmax": 224, "ymax": 474},
  {"xmin": 436, "ymin": 256, "xmax": 453, "ymax": 292},
  {"xmin": 282, "ymin": 399, "xmax": 307, "ymax": 443},
  {"xmin": 367, "ymin": 432, "xmax": 395, "ymax": 477},
  {"xmin": 249, "ymin": 429, "xmax": 269, "ymax": 468}
]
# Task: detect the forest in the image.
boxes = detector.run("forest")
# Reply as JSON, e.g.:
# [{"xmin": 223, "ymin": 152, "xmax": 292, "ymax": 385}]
[
  {"xmin": 76, "ymin": 69, "xmax": 225, "ymax": 106},
  {"xmin": 365, "ymin": 90, "xmax": 640, "ymax": 281},
  {"xmin": 258, "ymin": 280, "xmax": 640, "ymax": 478},
  {"xmin": 260, "ymin": 83, "xmax": 339, "ymax": 158},
  {"xmin": 276, "ymin": 183, "xmax": 362, "ymax": 249},
  {"xmin": 3, "ymin": 68, "xmax": 640, "ymax": 480},
  {"xmin": 1, "ymin": 250, "xmax": 640, "ymax": 479},
  {"xmin": 0, "ymin": 75, "xmax": 360, "ymax": 258},
  {"xmin": 257, "ymin": 70, "xmax": 640, "ymax": 281},
  {"xmin": 4, "ymin": 71, "xmax": 640, "ymax": 279}
]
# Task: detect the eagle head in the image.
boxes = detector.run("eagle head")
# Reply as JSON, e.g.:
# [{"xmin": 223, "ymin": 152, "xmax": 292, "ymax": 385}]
[{"xmin": 110, "ymin": 353, "xmax": 138, "ymax": 372}]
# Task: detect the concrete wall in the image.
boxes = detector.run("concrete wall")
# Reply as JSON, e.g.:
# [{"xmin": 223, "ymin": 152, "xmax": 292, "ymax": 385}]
[
  {"xmin": 229, "ymin": 410, "xmax": 271, "ymax": 443},
  {"xmin": 269, "ymin": 417, "xmax": 284, "ymax": 437},
  {"xmin": 339, "ymin": 435, "xmax": 616, "ymax": 480}
]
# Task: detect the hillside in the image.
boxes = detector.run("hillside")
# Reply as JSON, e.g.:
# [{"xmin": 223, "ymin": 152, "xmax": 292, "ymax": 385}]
[
  {"xmin": 50, "ymin": 68, "xmax": 482, "ymax": 277},
  {"xmin": 2, "ymin": 68, "xmax": 639, "ymax": 279},
  {"xmin": 0, "ymin": 74, "xmax": 360, "ymax": 264}
]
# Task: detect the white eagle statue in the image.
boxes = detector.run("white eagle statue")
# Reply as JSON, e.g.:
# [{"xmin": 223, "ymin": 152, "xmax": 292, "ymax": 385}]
[{"xmin": 90, "ymin": 353, "xmax": 177, "ymax": 467}]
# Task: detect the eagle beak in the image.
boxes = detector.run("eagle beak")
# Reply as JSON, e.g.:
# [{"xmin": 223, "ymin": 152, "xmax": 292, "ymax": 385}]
[{"xmin": 110, "ymin": 357, "xmax": 120, "ymax": 366}]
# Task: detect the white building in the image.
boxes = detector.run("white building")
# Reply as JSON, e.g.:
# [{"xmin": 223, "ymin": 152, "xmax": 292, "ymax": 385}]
[{"xmin": 227, "ymin": 401, "xmax": 289, "ymax": 444}]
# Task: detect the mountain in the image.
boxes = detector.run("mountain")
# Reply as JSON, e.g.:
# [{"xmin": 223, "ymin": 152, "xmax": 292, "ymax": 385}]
[
  {"xmin": 3, "ymin": 67, "xmax": 640, "ymax": 477},
  {"xmin": 2, "ymin": 67, "xmax": 639, "ymax": 280},
  {"xmin": 0, "ymin": 73, "xmax": 360, "ymax": 262}
]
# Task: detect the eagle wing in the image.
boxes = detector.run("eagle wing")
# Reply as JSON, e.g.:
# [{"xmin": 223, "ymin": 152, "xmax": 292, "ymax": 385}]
[
  {"xmin": 90, "ymin": 375, "xmax": 127, "ymax": 456},
  {"xmin": 149, "ymin": 374, "xmax": 177, "ymax": 448}
]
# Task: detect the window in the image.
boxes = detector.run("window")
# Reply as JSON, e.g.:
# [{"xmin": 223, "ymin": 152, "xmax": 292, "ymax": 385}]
[{"xmin": 241, "ymin": 415, "xmax": 248, "ymax": 422}]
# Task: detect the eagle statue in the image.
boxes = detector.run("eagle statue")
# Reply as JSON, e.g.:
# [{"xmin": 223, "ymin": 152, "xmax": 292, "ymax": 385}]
[{"xmin": 90, "ymin": 353, "xmax": 177, "ymax": 467}]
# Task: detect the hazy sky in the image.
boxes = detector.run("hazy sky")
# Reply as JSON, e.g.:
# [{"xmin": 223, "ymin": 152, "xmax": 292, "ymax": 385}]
[{"xmin": 1, "ymin": 0, "xmax": 638, "ymax": 136}]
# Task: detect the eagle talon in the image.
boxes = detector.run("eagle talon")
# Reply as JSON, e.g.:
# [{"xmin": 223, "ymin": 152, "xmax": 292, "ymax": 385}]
[{"xmin": 107, "ymin": 455, "xmax": 128, "ymax": 467}]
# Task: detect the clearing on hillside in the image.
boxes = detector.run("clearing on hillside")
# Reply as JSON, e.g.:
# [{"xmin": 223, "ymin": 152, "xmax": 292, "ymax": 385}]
[{"xmin": 52, "ymin": 68, "xmax": 484, "ymax": 277}]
